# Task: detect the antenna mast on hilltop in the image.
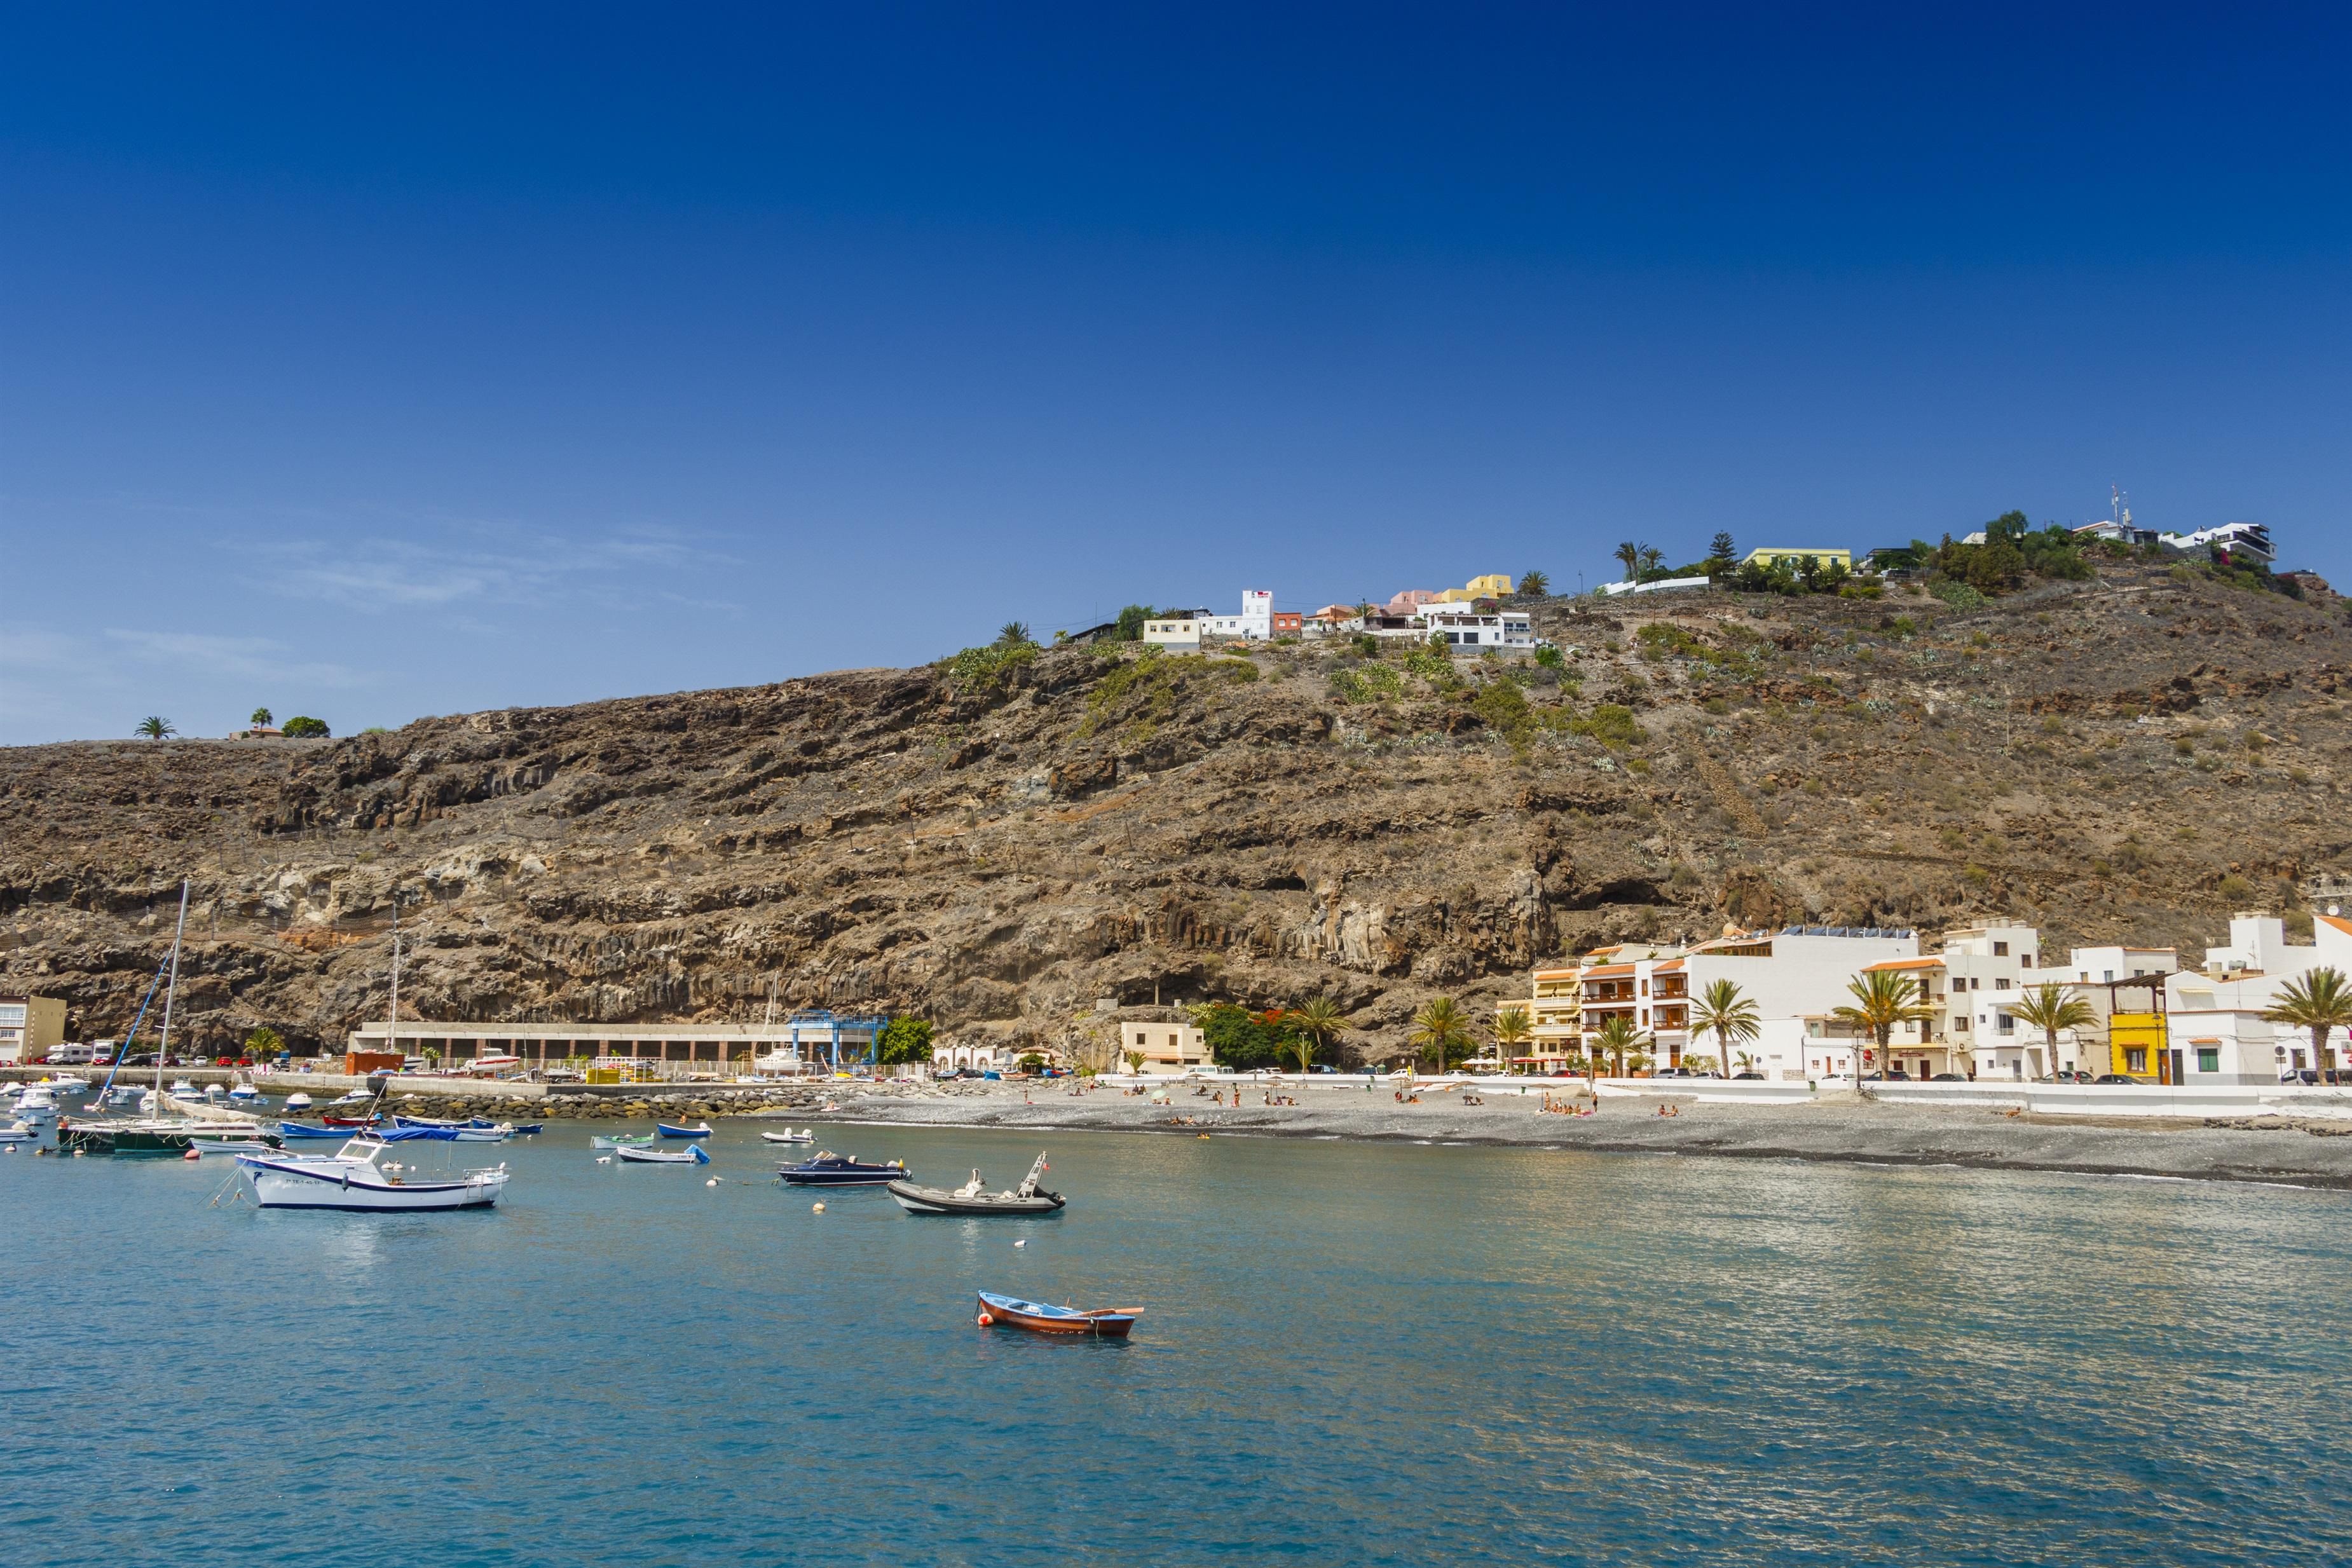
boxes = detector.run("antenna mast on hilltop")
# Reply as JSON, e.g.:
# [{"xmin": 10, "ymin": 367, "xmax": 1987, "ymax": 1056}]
[{"xmin": 2112, "ymin": 485, "xmax": 2131, "ymax": 529}]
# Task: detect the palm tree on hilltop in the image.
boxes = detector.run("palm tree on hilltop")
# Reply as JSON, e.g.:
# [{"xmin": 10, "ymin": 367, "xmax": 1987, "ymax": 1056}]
[{"xmin": 135, "ymin": 716, "xmax": 175, "ymax": 740}]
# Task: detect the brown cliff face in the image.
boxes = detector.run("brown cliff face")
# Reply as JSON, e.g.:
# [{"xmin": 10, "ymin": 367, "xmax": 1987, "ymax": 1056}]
[{"xmin": 5, "ymin": 564, "xmax": 2349, "ymax": 1060}]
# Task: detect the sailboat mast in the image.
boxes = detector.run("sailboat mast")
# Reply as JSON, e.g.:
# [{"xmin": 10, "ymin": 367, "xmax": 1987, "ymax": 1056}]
[
  {"xmin": 387, "ymin": 889, "xmax": 400, "ymax": 1071},
  {"xmin": 154, "ymin": 880, "xmax": 189, "ymax": 1096}
]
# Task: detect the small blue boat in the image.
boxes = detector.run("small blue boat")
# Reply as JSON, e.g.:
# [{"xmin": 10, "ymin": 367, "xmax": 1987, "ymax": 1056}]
[
  {"xmin": 657, "ymin": 1122, "xmax": 712, "ymax": 1140},
  {"xmin": 364, "ymin": 1126, "xmax": 460, "ymax": 1142},
  {"xmin": 613, "ymin": 1142, "xmax": 710, "ymax": 1165},
  {"xmin": 510, "ymin": 1123, "xmax": 544, "ymax": 1136},
  {"xmin": 278, "ymin": 1122, "xmax": 352, "ymax": 1140}
]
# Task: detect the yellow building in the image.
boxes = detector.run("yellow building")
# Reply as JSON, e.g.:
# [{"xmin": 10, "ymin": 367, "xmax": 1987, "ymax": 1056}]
[
  {"xmin": 1437, "ymin": 573, "xmax": 1515, "ymax": 603},
  {"xmin": 1519, "ymin": 966, "xmax": 1583, "ymax": 1070},
  {"xmin": 2107, "ymin": 1011, "xmax": 2167, "ymax": 1081},
  {"xmin": 1741, "ymin": 547, "xmax": 1852, "ymax": 573},
  {"xmin": 0, "ymin": 995, "xmax": 67, "ymax": 1064}
]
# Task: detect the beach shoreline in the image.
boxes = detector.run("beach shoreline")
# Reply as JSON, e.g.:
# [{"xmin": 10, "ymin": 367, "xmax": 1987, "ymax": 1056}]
[{"xmin": 796, "ymin": 1081, "xmax": 2352, "ymax": 1190}]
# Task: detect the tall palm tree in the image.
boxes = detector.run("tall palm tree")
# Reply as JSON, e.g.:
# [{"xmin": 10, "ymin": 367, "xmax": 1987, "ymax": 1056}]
[
  {"xmin": 997, "ymin": 621, "xmax": 1033, "ymax": 646},
  {"xmin": 1829, "ymin": 970, "xmax": 1936, "ymax": 1091},
  {"xmin": 2263, "ymin": 966, "xmax": 2352, "ymax": 1081},
  {"xmin": 1516, "ymin": 571, "xmax": 1550, "ymax": 599},
  {"xmin": 1591, "ymin": 1014, "xmax": 1646, "ymax": 1079},
  {"xmin": 1613, "ymin": 541, "xmax": 1642, "ymax": 583},
  {"xmin": 1409, "ymin": 997, "xmax": 1474, "ymax": 1072},
  {"xmin": 2012, "ymin": 982, "xmax": 2096, "ymax": 1080},
  {"xmin": 134, "ymin": 716, "xmax": 175, "ymax": 740},
  {"xmin": 1289, "ymin": 995, "xmax": 1350, "ymax": 1075},
  {"xmin": 1490, "ymin": 1006, "xmax": 1534, "ymax": 1074},
  {"xmin": 1688, "ymin": 979, "xmax": 1761, "ymax": 1078},
  {"xmin": 1638, "ymin": 545, "xmax": 1665, "ymax": 578}
]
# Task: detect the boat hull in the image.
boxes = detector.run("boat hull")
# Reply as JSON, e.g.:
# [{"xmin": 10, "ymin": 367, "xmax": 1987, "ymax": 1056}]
[
  {"xmin": 778, "ymin": 1168, "xmax": 903, "ymax": 1185},
  {"xmin": 238, "ymin": 1159, "xmax": 508, "ymax": 1211},
  {"xmin": 887, "ymin": 1180, "xmax": 1064, "ymax": 1216}
]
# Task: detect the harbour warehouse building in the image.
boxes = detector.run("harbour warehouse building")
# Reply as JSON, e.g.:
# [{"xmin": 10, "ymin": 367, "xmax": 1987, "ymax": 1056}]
[{"xmin": 345, "ymin": 1009, "xmax": 884, "ymax": 1070}]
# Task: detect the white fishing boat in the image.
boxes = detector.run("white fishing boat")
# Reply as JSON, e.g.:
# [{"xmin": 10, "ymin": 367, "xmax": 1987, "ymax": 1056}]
[
  {"xmin": 327, "ymin": 1089, "xmax": 374, "ymax": 1107},
  {"xmin": 0, "ymin": 1121, "xmax": 38, "ymax": 1145},
  {"xmin": 237, "ymin": 1138, "xmax": 510, "ymax": 1211},
  {"xmin": 450, "ymin": 1123, "xmax": 513, "ymax": 1143},
  {"xmin": 14, "ymin": 1086, "xmax": 56, "ymax": 1120},
  {"xmin": 589, "ymin": 1133, "xmax": 655, "ymax": 1150},
  {"xmin": 758, "ymin": 1127, "xmax": 816, "ymax": 1144},
  {"xmin": 612, "ymin": 1142, "xmax": 711, "ymax": 1166},
  {"xmin": 284, "ymin": 1093, "xmax": 314, "ymax": 1112},
  {"xmin": 227, "ymin": 1082, "xmax": 263, "ymax": 1105}
]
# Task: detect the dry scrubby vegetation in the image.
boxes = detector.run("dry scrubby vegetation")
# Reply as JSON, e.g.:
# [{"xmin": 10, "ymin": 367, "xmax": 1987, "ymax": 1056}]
[{"xmin": 4, "ymin": 561, "xmax": 2351, "ymax": 1062}]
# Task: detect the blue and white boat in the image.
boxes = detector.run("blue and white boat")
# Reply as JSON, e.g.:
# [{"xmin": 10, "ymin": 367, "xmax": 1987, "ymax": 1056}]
[
  {"xmin": 237, "ymin": 1139, "xmax": 510, "ymax": 1212},
  {"xmin": 657, "ymin": 1122, "xmax": 712, "ymax": 1140},
  {"xmin": 613, "ymin": 1142, "xmax": 710, "ymax": 1165},
  {"xmin": 278, "ymin": 1122, "xmax": 352, "ymax": 1140}
]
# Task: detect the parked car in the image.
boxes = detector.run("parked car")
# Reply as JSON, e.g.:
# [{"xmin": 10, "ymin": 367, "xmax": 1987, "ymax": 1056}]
[
  {"xmin": 1731, "ymin": 1071, "xmax": 1765, "ymax": 1081},
  {"xmin": 1930, "ymin": 1072, "xmax": 1967, "ymax": 1081},
  {"xmin": 2094, "ymin": 1073, "xmax": 2137, "ymax": 1084}
]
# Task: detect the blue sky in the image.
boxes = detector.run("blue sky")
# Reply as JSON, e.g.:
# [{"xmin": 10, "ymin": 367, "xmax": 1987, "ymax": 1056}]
[{"xmin": 5, "ymin": 4, "xmax": 2347, "ymax": 743}]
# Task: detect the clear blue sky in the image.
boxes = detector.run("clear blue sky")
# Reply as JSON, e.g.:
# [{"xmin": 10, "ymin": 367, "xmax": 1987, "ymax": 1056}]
[{"xmin": 5, "ymin": 4, "xmax": 2347, "ymax": 743}]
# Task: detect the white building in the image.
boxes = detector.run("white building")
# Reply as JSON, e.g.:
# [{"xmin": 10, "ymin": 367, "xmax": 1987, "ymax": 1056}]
[
  {"xmin": 2203, "ymin": 911, "xmax": 2323, "ymax": 981},
  {"xmin": 1582, "ymin": 925, "xmax": 1922, "ymax": 1081},
  {"xmin": 2068, "ymin": 945, "xmax": 2178, "ymax": 985},
  {"xmin": 2164, "ymin": 911, "xmax": 2352, "ymax": 1082},
  {"xmin": 2159, "ymin": 521, "xmax": 2274, "ymax": 564},
  {"xmin": 1358, "ymin": 606, "xmax": 1536, "ymax": 651},
  {"xmin": 1119, "ymin": 1019, "xmax": 1212, "ymax": 1074},
  {"xmin": 1198, "ymin": 590, "xmax": 1273, "ymax": 641}
]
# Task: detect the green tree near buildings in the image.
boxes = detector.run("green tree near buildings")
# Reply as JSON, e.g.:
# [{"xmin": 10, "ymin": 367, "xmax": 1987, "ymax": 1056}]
[
  {"xmin": 1709, "ymin": 531, "xmax": 1737, "ymax": 563},
  {"xmin": 1515, "ymin": 571, "xmax": 1549, "ymax": 599},
  {"xmin": 1188, "ymin": 1002, "xmax": 1288, "ymax": 1070},
  {"xmin": 135, "ymin": 716, "xmax": 175, "ymax": 739},
  {"xmin": 1490, "ymin": 1006, "xmax": 1534, "ymax": 1072},
  {"xmin": 1409, "ymin": 996, "xmax": 1476, "ymax": 1071},
  {"xmin": 1591, "ymin": 1014, "xmax": 1645, "ymax": 1078},
  {"xmin": 1113, "ymin": 604, "xmax": 1161, "ymax": 641},
  {"xmin": 2011, "ymin": 983, "xmax": 2096, "ymax": 1077},
  {"xmin": 1689, "ymin": 979, "xmax": 1761, "ymax": 1077},
  {"xmin": 250, "ymin": 707, "xmax": 273, "ymax": 728},
  {"xmin": 2262, "ymin": 966, "xmax": 2352, "ymax": 1081},
  {"xmin": 1613, "ymin": 541, "xmax": 1642, "ymax": 583},
  {"xmin": 996, "ymin": 622, "xmax": 1034, "ymax": 647},
  {"xmin": 875, "ymin": 1016, "xmax": 936, "ymax": 1065},
  {"xmin": 1830, "ymin": 970, "xmax": 1936, "ymax": 1087},
  {"xmin": 243, "ymin": 1026, "xmax": 285, "ymax": 1058},
  {"xmin": 1287, "ymin": 995, "xmax": 1351, "ymax": 1074},
  {"xmin": 282, "ymin": 716, "xmax": 330, "ymax": 738}
]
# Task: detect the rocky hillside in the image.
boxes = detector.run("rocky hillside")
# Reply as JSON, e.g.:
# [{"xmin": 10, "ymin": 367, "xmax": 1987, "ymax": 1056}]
[{"xmin": 6, "ymin": 563, "xmax": 2349, "ymax": 1061}]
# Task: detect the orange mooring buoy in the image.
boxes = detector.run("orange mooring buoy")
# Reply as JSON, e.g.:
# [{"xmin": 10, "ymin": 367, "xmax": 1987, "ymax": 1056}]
[{"xmin": 976, "ymin": 1312, "xmax": 994, "ymax": 1326}]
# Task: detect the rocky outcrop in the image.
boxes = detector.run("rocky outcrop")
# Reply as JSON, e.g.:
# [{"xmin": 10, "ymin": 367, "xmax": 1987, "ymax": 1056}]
[{"xmin": 6, "ymin": 565, "xmax": 2350, "ymax": 1060}]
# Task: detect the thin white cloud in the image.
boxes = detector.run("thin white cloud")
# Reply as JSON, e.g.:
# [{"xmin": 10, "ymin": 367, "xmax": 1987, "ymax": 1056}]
[{"xmin": 101, "ymin": 629, "xmax": 367, "ymax": 688}]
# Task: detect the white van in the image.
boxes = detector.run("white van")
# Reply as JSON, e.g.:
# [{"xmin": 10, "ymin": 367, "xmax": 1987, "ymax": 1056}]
[{"xmin": 46, "ymin": 1042, "xmax": 97, "ymax": 1066}]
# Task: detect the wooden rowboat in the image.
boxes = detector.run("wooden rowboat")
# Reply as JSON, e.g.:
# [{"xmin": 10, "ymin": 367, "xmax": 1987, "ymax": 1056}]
[{"xmin": 975, "ymin": 1291, "xmax": 1138, "ymax": 1337}]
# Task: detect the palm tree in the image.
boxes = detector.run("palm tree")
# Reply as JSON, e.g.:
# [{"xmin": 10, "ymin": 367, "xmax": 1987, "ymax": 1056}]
[
  {"xmin": 1638, "ymin": 545, "xmax": 1665, "ymax": 579},
  {"xmin": 134, "ymin": 716, "xmax": 175, "ymax": 740},
  {"xmin": 2012, "ymin": 982, "xmax": 2096, "ymax": 1079},
  {"xmin": 1830, "ymin": 970, "xmax": 1937, "ymax": 1092},
  {"xmin": 1490, "ymin": 1006, "xmax": 1534, "ymax": 1074},
  {"xmin": 1689, "ymin": 979, "xmax": 1761, "ymax": 1079},
  {"xmin": 997, "ymin": 621, "xmax": 1032, "ymax": 646},
  {"xmin": 1289, "ymin": 995, "xmax": 1350, "ymax": 1075},
  {"xmin": 249, "ymin": 707, "xmax": 273, "ymax": 728},
  {"xmin": 1613, "ymin": 541, "xmax": 1642, "ymax": 583},
  {"xmin": 1409, "ymin": 997, "xmax": 1475, "ymax": 1072},
  {"xmin": 2263, "ymin": 966, "xmax": 2352, "ymax": 1081},
  {"xmin": 1592, "ymin": 1014, "xmax": 1646, "ymax": 1079},
  {"xmin": 1516, "ymin": 571, "xmax": 1550, "ymax": 599}
]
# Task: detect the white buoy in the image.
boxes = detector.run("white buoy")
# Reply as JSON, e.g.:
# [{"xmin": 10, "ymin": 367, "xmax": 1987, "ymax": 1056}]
[
  {"xmin": 706, "ymin": 1177, "xmax": 718, "ymax": 1187},
  {"xmin": 596, "ymin": 1156, "xmax": 610, "ymax": 1164},
  {"xmin": 812, "ymin": 1201, "xmax": 826, "ymax": 1212},
  {"xmin": 1014, "ymin": 1239, "xmax": 1027, "ymax": 1248}
]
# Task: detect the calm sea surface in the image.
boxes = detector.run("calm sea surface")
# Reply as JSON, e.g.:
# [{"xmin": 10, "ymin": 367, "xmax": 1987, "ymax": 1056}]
[{"xmin": 6, "ymin": 1121, "xmax": 2349, "ymax": 1565}]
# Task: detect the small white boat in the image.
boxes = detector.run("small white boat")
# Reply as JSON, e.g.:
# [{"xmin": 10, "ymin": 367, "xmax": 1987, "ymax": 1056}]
[
  {"xmin": 612, "ymin": 1143, "xmax": 711, "ymax": 1166},
  {"xmin": 589, "ymin": 1134, "xmax": 655, "ymax": 1150},
  {"xmin": 203, "ymin": 1083, "xmax": 228, "ymax": 1103},
  {"xmin": 327, "ymin": 1089, "xmax": 374, "ymax": 1107},
  {"xmin": 0, "ymin": 1121, "xmax": 38, "ymax": 1145},
  {"xmin": 450, "ymin": 1124, "xmax": 513, "ymax": 1143},
  {"xmin": 236, "ymin": 1139, "xmax": 509, "ymax": 1211},
  {"xmin": 284, "ymin": 1093, "xmax": 314, "ymax": 1111},
  {"xmin": 227, "ymin": 1083, "xmax": 263, "ymax": 1104},
  {"xmin": 758, "ymin": 1127, "xmax": 816, "ymax": 1144},
  {"xmin": 15, "ymin": 1086, "xmax": 56, "ymax": 1121}
]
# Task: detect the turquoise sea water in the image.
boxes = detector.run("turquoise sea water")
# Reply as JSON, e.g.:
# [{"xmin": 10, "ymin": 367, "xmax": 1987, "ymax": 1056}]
[{"xmin": 6, "ymin": 1121, "xmax": 2349, "ymax": 1565}]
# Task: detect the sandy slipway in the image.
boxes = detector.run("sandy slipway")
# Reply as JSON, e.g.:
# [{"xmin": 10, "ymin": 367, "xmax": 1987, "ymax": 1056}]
[{"xmin": 803, "ymin": 1082, "xmax": 2352, "ymax": 1189}]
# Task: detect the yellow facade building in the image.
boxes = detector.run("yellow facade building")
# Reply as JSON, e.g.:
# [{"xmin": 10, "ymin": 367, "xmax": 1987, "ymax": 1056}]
[
  {"xmin": 2107, "ymin": 1011, "xmax": 2168, "ymax": 1080},
  {"xmin": 1741, "ymin": 548, "xmax": 1853, "ymax": 573},
  {"xmin": 1437, "ymin": 573, "xmax": 1515, "ymax": 603}
]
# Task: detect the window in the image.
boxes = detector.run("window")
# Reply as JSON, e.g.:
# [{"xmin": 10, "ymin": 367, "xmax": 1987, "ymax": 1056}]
[
  {"xmin": 1997, "ymin": 1014, "xmax": 2014, "ymax": 1035},
  {"xmin": 2126, "ymin": 1047, "xmax": 2147, "ymax": 1073},
  {"xmin": 1993, "ymin": 941, "xmax": 2009, "ymax": 956},
  {"xmin": 2022, "ymin": 953, "xmax": 2034, "ymax": 968},
  {"xmin": 2196, "ymin": 1047, "xmax": 2219, "ymax": 1074},
  {"xmin": 1953, "ymin": 1014, "xmax": 1968, "ymax": 1031},
  {"xmin": 2103, "ymin": 970, "xmax": 2114, "ymax": 983}
]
